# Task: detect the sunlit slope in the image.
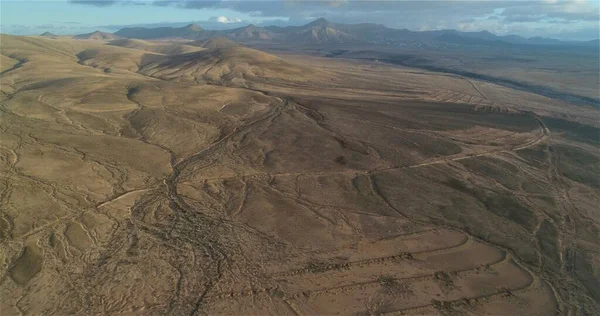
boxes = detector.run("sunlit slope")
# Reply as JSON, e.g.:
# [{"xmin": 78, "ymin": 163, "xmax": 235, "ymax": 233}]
[
  {"xmin": 0, "ymin": 34, "xmax": 153, "ymax": 82},
  {"xmin": 1, "ymin": 35, "xmax": 319, "ymax": 87}
]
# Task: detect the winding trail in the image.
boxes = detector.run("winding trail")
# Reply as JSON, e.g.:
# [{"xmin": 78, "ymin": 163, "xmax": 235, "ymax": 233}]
[{"xmin": 180, "ymin": 108, "xmax": 550, "ymax": 183}]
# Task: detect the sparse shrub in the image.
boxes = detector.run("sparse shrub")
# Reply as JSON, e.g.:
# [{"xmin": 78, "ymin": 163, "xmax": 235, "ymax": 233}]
[
  {"xmin": 362, "ymin": 296, "xmax": 390, "ymax": 316},
  {"xmin": 499, "ymin": 287, "xmax": 513, "ymax": 297},
  {"xmin": 431, "ymin": 299, "xmax": 456, "ymax": 315},
  {"xmin": 434, "ymin": 271, "xmax": 455, "ymax": 289},
  {"xmin": 378, "ymin": 275, "xmax": 397, "ymax": 287},
  {"xmin": 269, "ymin": 287, "xmax": 285, "ymax": 298},
  {"xmin": 400, "ymin": 252, "xmax": 413, "ymax": 259},
  {"xmin": 306, "ymin": 261, "xmax": 329, "ymax": 273},
  {"xmin": 377, "ymin": 275, "xmax": 413, "ymax": 296},
  {"xmin": 335, "ymin": 155, "xmax": 347, "ymax": 165}
]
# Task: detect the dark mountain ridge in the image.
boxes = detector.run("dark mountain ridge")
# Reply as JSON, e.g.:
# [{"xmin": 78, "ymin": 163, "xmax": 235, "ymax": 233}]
[
  {"xmin": 73, "ymin": 30, "xmax": 121, "ymax": 40},
  {"xmin": 104, "ymin": 18, "xmax": 598, "ymax": 47}
]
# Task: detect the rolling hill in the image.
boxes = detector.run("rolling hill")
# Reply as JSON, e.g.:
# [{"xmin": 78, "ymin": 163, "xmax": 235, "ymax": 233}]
[
  {"xmin": 138, "ymin": 37, "xmax": 313, "ymax": 85},
  {"xmin": 2, "ymin": 29, "xmax": 599, "ymax": 316}
]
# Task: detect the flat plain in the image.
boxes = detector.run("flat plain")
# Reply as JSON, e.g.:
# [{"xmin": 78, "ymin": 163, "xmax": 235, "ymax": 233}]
[{"xmin": 1, "ymin": 34, "xmax": 599, "ymax": 315}]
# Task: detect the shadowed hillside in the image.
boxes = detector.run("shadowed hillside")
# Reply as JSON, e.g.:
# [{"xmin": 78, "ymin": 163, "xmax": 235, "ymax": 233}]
[
  {"xmin": 138, "ymin": 38, "xmax": 316, "ymax": 85},
  {"xmin": 107, "ymin": 38, "xmax": 205, "ymax": 55}
]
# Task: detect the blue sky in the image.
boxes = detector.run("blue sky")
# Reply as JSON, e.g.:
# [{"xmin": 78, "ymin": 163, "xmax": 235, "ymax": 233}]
[{"xmin": 1, "ymin": 0, "xmax": 599, "ymax": 40}]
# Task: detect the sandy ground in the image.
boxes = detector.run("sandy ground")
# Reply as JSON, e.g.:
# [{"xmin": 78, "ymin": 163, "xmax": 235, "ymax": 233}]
[{"xmin": 1, "ymin": 35, "xmax": 599, "ymax": 315}]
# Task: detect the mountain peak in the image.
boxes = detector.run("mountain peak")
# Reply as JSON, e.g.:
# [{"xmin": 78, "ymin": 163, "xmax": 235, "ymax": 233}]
[
  {"xmin": 73, "ymin": 30, "xmax": 120, "ymax": 40},
  {"xmin": 228, "ymin": 24, "xmax": 276, "ymax": 40},
  {"xmin": 307, "ymin": 18, "xmax": 331, "ymax": 27},
  {"xmin": 40, "ymin": 31, "xmax": 57, "ymax": 37},
  {"xmin": 184, "ymin": 24, "xmax": 203, "ymax": 31}
]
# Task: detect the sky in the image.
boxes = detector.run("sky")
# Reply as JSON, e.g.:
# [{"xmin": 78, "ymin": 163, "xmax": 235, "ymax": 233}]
[{"xmin": 1, "ymin": 0, "xmax": 599, "ymax": 40}]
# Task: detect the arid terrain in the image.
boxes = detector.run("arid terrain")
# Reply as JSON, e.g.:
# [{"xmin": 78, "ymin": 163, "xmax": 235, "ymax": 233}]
[{"xmin": 1, "ymin": 32, "xmax": 599, "ymax": 316}]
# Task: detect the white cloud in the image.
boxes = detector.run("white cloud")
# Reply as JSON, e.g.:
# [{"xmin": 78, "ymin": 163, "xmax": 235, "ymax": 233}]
[{"xmin": 214, "ymin": 16, "xmax": 242, "ymax": 24}]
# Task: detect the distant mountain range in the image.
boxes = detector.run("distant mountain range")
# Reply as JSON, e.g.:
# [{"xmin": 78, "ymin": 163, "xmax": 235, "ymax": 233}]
[
  {"xmin": 39, "ymin": 31, "xmax": 57, "ymax": 37},
  {"xmin": 86, "ymin": 18, "xmax": 597, "ymax": 47},
  {"xmin": 74, "ymin": 30, "xmax": 121, "ymax": 40}
]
